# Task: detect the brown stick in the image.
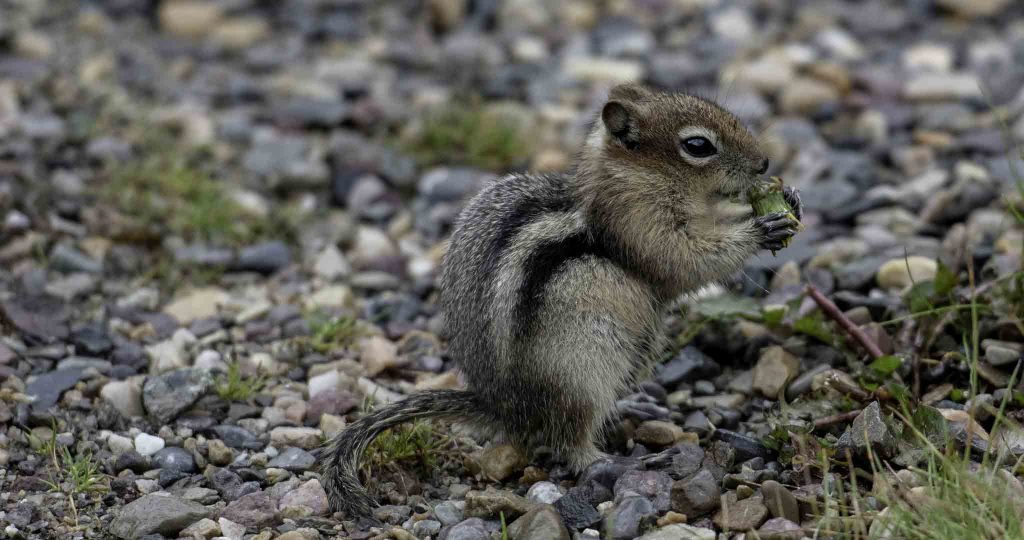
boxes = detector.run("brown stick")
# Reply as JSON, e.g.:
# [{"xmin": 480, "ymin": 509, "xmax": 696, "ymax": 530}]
[
  {"xmin": 813, "ymin": 409, "xmax": 863, "ymax": 431},
  {"xmin": 805, "ymin": 284, "xmax": 885, "ymax": 359}
]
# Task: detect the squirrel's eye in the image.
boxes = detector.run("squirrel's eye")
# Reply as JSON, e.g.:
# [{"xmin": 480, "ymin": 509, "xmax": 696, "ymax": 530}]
[{"xmin": 681, "ymin": 137, "xmax": 717, "ymax": 158}]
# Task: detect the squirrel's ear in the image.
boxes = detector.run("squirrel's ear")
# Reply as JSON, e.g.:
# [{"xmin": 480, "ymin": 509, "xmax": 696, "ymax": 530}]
[
  {"xmin": 602, "ymin": 100, "xmax": 639, "ymax": 148},
  {"xmin": 608, "ymin": 83, "xmax": 652, "ymax": 103}
]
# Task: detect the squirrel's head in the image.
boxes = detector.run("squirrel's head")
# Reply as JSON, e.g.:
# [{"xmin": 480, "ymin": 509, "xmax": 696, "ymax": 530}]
[{"xmin": 582, "ymin": 83, "xmax": 767, "ymax": 202}]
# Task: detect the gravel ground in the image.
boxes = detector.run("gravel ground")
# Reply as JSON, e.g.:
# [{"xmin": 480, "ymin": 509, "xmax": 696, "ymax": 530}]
[{"xmin": 1, "ymin": 0, "xmax": 1023, "ymax": 539}]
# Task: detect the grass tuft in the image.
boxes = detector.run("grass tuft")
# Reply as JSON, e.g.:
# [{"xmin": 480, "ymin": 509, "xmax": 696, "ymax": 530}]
[
  {"xmin": 401, "ymin": 102, "xmax": 532, "ymax": 171},
  {"xmin": 57, "ymin": 446, "xmax": 108, "ymax": 496},
  {"xmin": 31, "ymin": 425, "xmax": 109, "ymax": 527},
  {"xmin": 308, "ymin": 314, "xmax": 365, "ymax": 353},
  {"xmin": 214, "ymin": 361, "xmax": 268, "ymax": 402},
  {"xmin": 95, "ymin": 121, "xmax": 296, "ymax": 247},
  {"xmin": 361, "ymin": 419, "xmax": 455, "ymax": 480},
  {"xmin": 101, "ymin": 148, "xmax": 249, "ymax": 244},
  {"xmin": 874, "ymin": 443, "xmax": 1024, "ymax": 539}
]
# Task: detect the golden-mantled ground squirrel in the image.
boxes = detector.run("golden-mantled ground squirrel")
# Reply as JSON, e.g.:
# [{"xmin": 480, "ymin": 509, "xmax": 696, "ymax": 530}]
[{"xmin": 320, "ymin": 83, "xmax": 803, "ymax": 516}]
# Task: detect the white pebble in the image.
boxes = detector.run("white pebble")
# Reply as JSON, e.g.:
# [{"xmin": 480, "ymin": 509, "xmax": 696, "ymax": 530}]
[
  {"xmin": 307, "ymin": 369, "xmax": 340, "ymax": 399},
  {"xmin": 526, "ymin": 481, "xmax": 564, "ymax": 504},
  {"xmin": 134, "ymin": 432, "xmax": 165, "ymax": 456},
  {"xmin": 193, "ymin": 349, "xmax": 226, "ymax": 372}
]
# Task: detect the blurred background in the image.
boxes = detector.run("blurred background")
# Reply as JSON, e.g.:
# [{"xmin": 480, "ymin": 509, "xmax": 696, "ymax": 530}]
[
  {"xmin": 1, "ymin": 0, "xmax": 1024, "ymax": 538},
  {"xmin": 1, "ymin": 0, "xmax": 1022, "ymax": 292}
]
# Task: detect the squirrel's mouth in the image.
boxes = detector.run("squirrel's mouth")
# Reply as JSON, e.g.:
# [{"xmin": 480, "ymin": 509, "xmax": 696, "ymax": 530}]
[
  {"xmin": 717, "ymin": 174, "xmax": 762, "ymax": 201},
  {"xmin": 715, "ymin": 186, "xmax": 748, "ymax": 202}
]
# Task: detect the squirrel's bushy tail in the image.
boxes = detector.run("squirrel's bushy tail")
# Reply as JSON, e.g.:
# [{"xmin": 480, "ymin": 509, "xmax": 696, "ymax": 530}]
[{"xmin": 318, "ymin": 389, "xmax": 479, "ymax": 517}]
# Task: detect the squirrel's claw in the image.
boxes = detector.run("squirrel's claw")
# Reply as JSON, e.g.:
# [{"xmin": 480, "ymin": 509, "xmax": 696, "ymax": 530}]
[
  {"xmin": 782, "ymin": 185, "xmax": 803, "ymax": 220},
  {"xmin": 755, "ymin": 211, "xmax": 799, "ymax": 251}
]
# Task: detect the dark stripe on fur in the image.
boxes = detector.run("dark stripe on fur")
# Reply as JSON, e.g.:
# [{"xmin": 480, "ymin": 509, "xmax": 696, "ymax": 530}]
[
  {"xmin": 478, "ymin": 189, "xmax": 574, "ymax": 283},
  {"xmin": 441, "ymin": 174, "xmax": 577, "ymax": 395},
  {"xmin": 318, "ymin": 389, "xmax": 479, "ymax": 517}
]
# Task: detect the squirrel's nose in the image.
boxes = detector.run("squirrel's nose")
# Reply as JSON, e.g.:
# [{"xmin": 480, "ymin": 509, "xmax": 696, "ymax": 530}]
[{"xmin": 756, "ymin": 158, "xmax": 769, "ymax": 175}]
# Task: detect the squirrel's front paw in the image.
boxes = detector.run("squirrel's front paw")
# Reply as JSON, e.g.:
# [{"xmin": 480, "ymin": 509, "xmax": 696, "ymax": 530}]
[
  {"xmin": 755, "ymin": 211, "xmax": 800, "ymax": 251},
  {"xmin": 783, "ymin": 185, "xmax": 803, "ymax": 220}
]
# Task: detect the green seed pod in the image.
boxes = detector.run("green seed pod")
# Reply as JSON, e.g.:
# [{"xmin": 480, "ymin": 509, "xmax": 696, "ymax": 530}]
[{"xmin": 748, "ymin": 176, "xmax": 801, "ymax": 252}]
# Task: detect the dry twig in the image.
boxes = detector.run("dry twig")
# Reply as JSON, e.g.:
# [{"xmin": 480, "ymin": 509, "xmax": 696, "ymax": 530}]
[
  {"xmin": 813, "ymin": 409, "xmax": 864, "ymax": 431},
  {"xmin": 806, "ymin": 284, "xmax": 884, "ymax": 359}
]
